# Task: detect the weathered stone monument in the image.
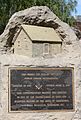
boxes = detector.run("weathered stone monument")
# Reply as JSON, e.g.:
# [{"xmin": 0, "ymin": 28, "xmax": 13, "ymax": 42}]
[{"xmin": 0, "ymin": 6, "xmax": 81, "ymax": 120}]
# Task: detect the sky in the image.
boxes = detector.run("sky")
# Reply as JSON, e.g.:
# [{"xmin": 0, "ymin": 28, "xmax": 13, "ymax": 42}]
[{"xmin": 72, "ymin": 0, "xmax": 81, "ymax": 16}]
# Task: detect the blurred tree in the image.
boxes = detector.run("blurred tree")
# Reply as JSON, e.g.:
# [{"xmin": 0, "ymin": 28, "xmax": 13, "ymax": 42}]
[{"xmin": 0, "ymin": 0, "xmax": 77, "ymax": 34}]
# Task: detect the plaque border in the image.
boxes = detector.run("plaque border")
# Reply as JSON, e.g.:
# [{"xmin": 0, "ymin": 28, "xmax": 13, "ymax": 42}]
[{"xmin": 8, "ymin": 67, "xmax": 75, "ymax": 113}]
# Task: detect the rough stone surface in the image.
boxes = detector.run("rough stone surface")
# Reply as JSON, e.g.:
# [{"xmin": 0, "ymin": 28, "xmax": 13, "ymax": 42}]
[
  {"xmin": 0, "ymin": 6, "xmax": 77, "ymax": 53},
  {"xmin": 72, "ymin": 27, "xmax": 81, "ymax": 39}
]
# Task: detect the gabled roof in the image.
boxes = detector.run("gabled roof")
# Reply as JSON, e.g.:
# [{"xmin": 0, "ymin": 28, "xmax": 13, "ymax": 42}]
[{"xmin": 21, "ymin": 25, "xmax": 62, "ymax": 42}]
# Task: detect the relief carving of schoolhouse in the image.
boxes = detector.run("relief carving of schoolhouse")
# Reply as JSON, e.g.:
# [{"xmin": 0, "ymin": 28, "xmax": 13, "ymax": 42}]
[{"xmin": 12, "ymin": 25, "xmax": 62, "ymax": 57}]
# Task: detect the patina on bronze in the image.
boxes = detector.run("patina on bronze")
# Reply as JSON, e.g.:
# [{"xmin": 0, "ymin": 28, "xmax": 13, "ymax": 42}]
[{"xmin": 9, "ymin": 67, "xmax": 74, "ymax": 111}]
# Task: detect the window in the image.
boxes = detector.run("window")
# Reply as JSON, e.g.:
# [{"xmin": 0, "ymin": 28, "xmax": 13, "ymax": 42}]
[{"xmin": 43, "ymin": 43, "xmax": 49, "ymax": 54}]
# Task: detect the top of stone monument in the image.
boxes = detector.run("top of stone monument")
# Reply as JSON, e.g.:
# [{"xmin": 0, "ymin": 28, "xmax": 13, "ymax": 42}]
[{"xmin": 0, "ymin": 6, "xmax": 78, "ymax": 54}]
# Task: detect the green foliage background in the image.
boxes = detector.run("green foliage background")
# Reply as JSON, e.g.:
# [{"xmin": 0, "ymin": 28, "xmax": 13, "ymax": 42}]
[{"xmin": 0, "ymin": 0, "xmax": 77, "ymax": 34}]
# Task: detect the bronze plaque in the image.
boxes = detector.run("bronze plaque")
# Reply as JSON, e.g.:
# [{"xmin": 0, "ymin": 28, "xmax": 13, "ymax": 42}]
[{"xmin": 9, "ymin": 67, "xmax": 74, "ymax": 111}]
